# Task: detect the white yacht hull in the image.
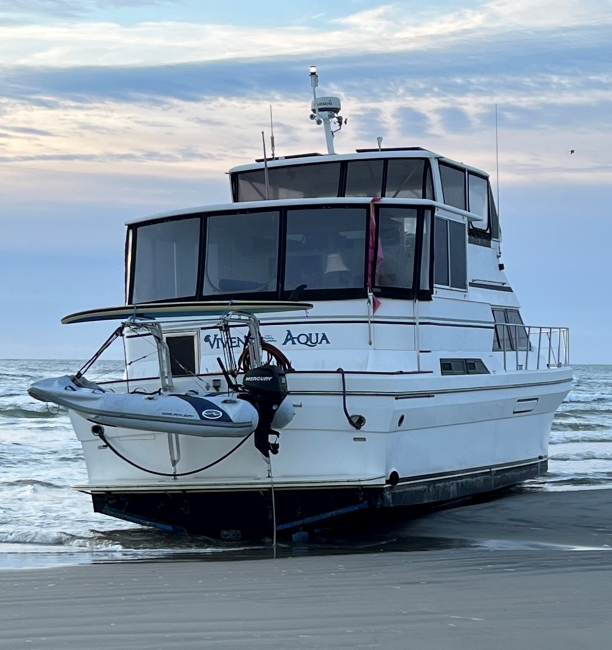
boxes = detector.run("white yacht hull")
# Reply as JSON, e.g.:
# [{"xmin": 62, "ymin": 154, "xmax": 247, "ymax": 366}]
[{"xmin": 71, "ymin": 368, "xmax": 571, "ymax": 537}]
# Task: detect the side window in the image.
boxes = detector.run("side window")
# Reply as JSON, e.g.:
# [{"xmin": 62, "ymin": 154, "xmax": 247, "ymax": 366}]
[
  {"xmin": 468, "ymin": 173, "xmax": 489, "ymax": 229},
  {"xmin": 434, "ymin": 217, "xmax": 449, "ymax": 286},
  {"xmin": 434, "ymin": 217, "xmax": 467, "ymax": 290},
  {"xmin": 449, "ymin": 220, "xmax": 467, "ymax": 289},
  {"xmin": 420, "ymin": 210, "xmax": 432, "ymax": 292},
  {"xmin": 489, "ymin": 184, "xmax": 500, "ymax": 240},
  {"xmin": 132, "ymin": 218, "xmax": 200, "ymax": 303},
  {"xmin": 376, "ymin": 207, "xmax": 418, "ymax": 289},
  {"xmin": 424, "ymin": 164, "xmax": 434, "ymax": 200},
  {"xmin": 441, "ymin": 358, "xmax": 490, "ymax": 375},
  {"xmin": 439, "ymin": 163, "xmax": 466, "ymax": 210},
  {"xmin": 493, "ymin": 309, "xmax": 528, "ymax": 351},
  {"xmin": 166, "ymin": 333, "xmax": 199, "ymax": 377}
]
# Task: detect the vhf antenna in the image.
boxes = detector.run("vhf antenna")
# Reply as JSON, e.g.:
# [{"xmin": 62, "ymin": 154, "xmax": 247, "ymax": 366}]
[
  {"xmin": 309, "ymin": 66, "xmax": 345, "ymax": 155},
  {"xmin": 495, "ymin": 104, "xmax": 500, "ymax": 218},
  {"xmin": 270, "ymin": 105, "xmax": 276, "ymax": 159}
]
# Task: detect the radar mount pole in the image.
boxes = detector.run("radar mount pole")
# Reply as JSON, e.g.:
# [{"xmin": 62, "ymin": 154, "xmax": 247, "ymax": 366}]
[{"xmin": 309, "ymin": 66, "xmax": 344, "ymax": 155}]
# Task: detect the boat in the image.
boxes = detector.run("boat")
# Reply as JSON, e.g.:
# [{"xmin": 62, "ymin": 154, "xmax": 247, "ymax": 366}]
[
  {"xmin": 29, "ymin": 68, "xmax": 572, "ymax": 539},
  {"xmin": 29, "ymin": 374, "xmax": 263, "ymax": 438}
]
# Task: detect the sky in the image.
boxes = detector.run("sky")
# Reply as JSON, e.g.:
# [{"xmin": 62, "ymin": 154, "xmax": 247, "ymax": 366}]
[{"xmin": 0, "ymin": 0, "xmax": 610, "ymax": 362}]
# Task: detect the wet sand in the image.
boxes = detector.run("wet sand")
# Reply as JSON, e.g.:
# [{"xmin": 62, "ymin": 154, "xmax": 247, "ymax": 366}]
[{"xmin": 2, "ymin": 488, "xmax": 612, "ymax": 650}]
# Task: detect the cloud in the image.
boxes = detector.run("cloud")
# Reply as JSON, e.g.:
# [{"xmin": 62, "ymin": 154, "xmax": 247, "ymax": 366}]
[
  {"xmin": 397, "ymin": 107, "xmax": 431, "ymax": 138},
  {"xmin": 2, "ymin": 125, "xmax": 53, "ymax": 135},
  {"xmin": 0, "ymin": 0, "xmax": 609, "ymax": 67},
  {"xmin": 0, "ymin": 149, "xmax": 215, "ymax": 163},
  {"xmin": 0, "ymin": 0, "xmax": 165, "ymax": 17},
  {"xmin": 438, "ymin": 107, "xmax": 471, "ymax": 132}
]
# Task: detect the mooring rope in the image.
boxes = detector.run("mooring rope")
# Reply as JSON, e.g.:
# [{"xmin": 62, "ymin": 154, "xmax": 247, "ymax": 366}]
[{"xmin": 96, "ymin": 428, "xmax": 253, "ymax": 478}]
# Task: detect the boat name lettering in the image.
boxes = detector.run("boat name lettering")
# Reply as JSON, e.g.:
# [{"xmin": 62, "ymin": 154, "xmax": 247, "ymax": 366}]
[
  {"xmin": 203, "ymin": 333, "xmax": 276, "ymax": 350},
  {"xmin": 282, "ymin": 330, "xmax": 331, "ymax": 347}
]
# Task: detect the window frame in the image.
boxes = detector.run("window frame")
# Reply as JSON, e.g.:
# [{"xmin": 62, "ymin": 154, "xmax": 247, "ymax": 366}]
[
  {"xmin": 492, "ymin": 308, "xmax": 529, "ymax": 352},
  {"xmin": 280, "ymin": 203, "xmax": 370, "ymax": 302},
  {"xmin": 233, "ymin": 161, "xmax": 343, "ymax": 202},
  {"xmin": 202, "ymin": 208, "xmax": 282, "ymax": 299},
  {"xmin": 129, "ymin": 215, "xmax": 202, "ymax": 305},
  {"xmin": 372, "ymin": 205, "xmax": 433, "ymax": 301},
  {"xmin": 433, "ymin": 215, "xmax": 468, "ymax": 292},
  {"xmin": 164, "ymin": 331, "xmax": 201, "ymax": 377},
  {"xmin": 438, "ymin": 162, "xmax": 467, "ymax": 211},
  {"xmin": 233, "ymin": 158, "xmax": 435, "ymax": 202},
  {"xmin": 127, "ymin": 201, "xmax": 437, "ymax": 305}
]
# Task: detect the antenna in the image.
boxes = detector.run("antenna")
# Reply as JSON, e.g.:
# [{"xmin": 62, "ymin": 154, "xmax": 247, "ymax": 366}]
[
  {"xmin": 308, "ymin": 65, "xmax": 344, "ymax": 155},
  {"xmin": 495, "ymin": 104, "xmax": 500, "ymax": 217},
  {"xmin": 261, "ymin": 131, "xmax": 270, "ymax": 200},
  {"xmin": 377, "ymin": 136, "xmax": 383, "ymax": 151},
  {"xmin": 269, "ymin": 105, "xmax": 276, "ymax": 159}
]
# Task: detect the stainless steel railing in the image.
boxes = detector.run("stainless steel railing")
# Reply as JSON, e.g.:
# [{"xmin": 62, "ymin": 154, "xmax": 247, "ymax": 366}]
[{"xmin": 494, "ymin": 323, "xmax": 570, "ymax": 371}]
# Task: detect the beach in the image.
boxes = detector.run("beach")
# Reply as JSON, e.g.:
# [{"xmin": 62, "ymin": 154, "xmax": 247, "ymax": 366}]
[{"xmin": 2, "ymin": 488, "xmax": 612, "ymax": 650}]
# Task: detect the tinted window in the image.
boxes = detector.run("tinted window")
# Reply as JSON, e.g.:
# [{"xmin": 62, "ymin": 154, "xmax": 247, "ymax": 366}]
[
  {"xmin": 166, "ymin": 335, "xmax": 197, "ymax": 377},
  {"xmin": 493, "ymin": 309, "xmax": 527, "ymax": 351},
  {"xmin": 285, "ymin": 208, "xmax": 366, "ymax": 291},
  {"xmin": 203, "ymin": 211, "xmax": 279, "ymax": 295},
  {"xmin": 489, "ymin": 185, "xmax": 500, "ymax": 239},
  {"xmin": 449, "ymin": 219, "xmax": 467, "ymax": 289},
  {"xmin": 434, "ymin": 217, "xmax": 466, "ymax": 289},
  {"xmin": 377, "ymin": 208, "xmax": 418, "ymax": 289},
  {"xmin": 468, "ymin": 173, "xmax": 488, "ymax": 226},
  {"xmin": 132, "ymin": 218, "xmax": 200, "ymax": 303},
  {"xmin": 506, "ymin": 309, "xmax": 529, "ymax": 350},
  {"xmin": 424, "ymin": 164, "xmax": 434, "ymax": 199},
  {"xmin": 439, "ymin": 163, "xmax": 466, "ymax": 210},
  {"xmin": 345, "ymin": 159, "xmax": 384, "ymax": 197},
  {"xmin": 420, "ymin": 210, "xmax": 432, "ymax": 291},
  {"xmin": 434, "ymin": 217, "xmax": 449, "ymax": 286},
  {"xmin": 385, "ymin": 159, "xmax": 428, "ymax": 198},
  {"xmin": 236, "ymin": 163, "xmax": 341, "ymax": 201}
]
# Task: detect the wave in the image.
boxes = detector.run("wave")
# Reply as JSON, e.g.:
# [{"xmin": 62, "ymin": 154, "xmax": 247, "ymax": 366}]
[
  {"xmin": 551, "ymin": 421, "xmax": 610, "ymax": 432},
  {"xmin": 0, "ymin": 405, "xmax": 64, "ymax": 419},
  {"xmin": 556, "ymin": 408, "xmax": 612, "ymax": 418},
  {"xmin": 550, "ymin": 451, "xmax": 612, "ymax": 462},
  {"xmin": 563, "ymin": 393, "xmax": 611, "ymax": 404},
  {"xmin": 0, "ymin": 529, "xmax": 124, "ymax": 550},
  {"xmin": 551, "ymin": 434, "xmax": 612, "ymax": 445},
  {"xmin": 1, "ymin": 479, "xmax": 65, "ymax": 490}
]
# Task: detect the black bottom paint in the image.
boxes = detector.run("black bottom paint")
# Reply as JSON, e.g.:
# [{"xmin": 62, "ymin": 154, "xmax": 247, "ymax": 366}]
[{"xmin": 91, "ymin": 459, "xmax": 547, "ymax": 540}]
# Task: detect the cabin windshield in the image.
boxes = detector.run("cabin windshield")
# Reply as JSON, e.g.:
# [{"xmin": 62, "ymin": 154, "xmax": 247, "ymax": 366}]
[
  {"xmin": 128, "ymin": 202, "xmax": 444, "ymax": 303},
  {"xmin": 236, "ymin": 163, "xmax": 341, "ymax": 201},
  {"xmin": 233, "ymin": 158, "xmax": 434, "ymax": 202},
  {"xmin": 285, "ymin": 207, "xmax": 366, "ymax": 291}
]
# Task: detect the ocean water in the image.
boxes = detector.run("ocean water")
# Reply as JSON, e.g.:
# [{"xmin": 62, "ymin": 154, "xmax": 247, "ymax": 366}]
[{"xmin": 0, "ymin": 360, "xmax": 610, "ymax": 568}]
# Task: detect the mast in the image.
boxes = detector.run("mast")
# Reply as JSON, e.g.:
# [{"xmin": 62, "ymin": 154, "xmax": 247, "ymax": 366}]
[{"xmin": 309, "ymin": 66, "xmax": 344, "ymax": 155}]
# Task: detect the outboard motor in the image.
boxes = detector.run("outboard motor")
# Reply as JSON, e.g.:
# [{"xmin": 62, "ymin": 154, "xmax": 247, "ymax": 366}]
[{"xmin": 242, "ymin": 364, "xmax": 292, "ymax": 457}]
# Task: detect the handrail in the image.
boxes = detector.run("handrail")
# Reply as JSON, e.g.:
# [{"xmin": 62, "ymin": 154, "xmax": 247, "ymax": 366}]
[{"xmin": 495, "ymin": 322, "xmax": 569, "ymax": 371}]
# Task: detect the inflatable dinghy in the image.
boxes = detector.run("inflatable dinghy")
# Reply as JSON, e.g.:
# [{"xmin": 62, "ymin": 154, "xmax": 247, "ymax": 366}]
[{"xmin": 28, "ymin": 375, "xmax": 259, "ymax": 438}]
